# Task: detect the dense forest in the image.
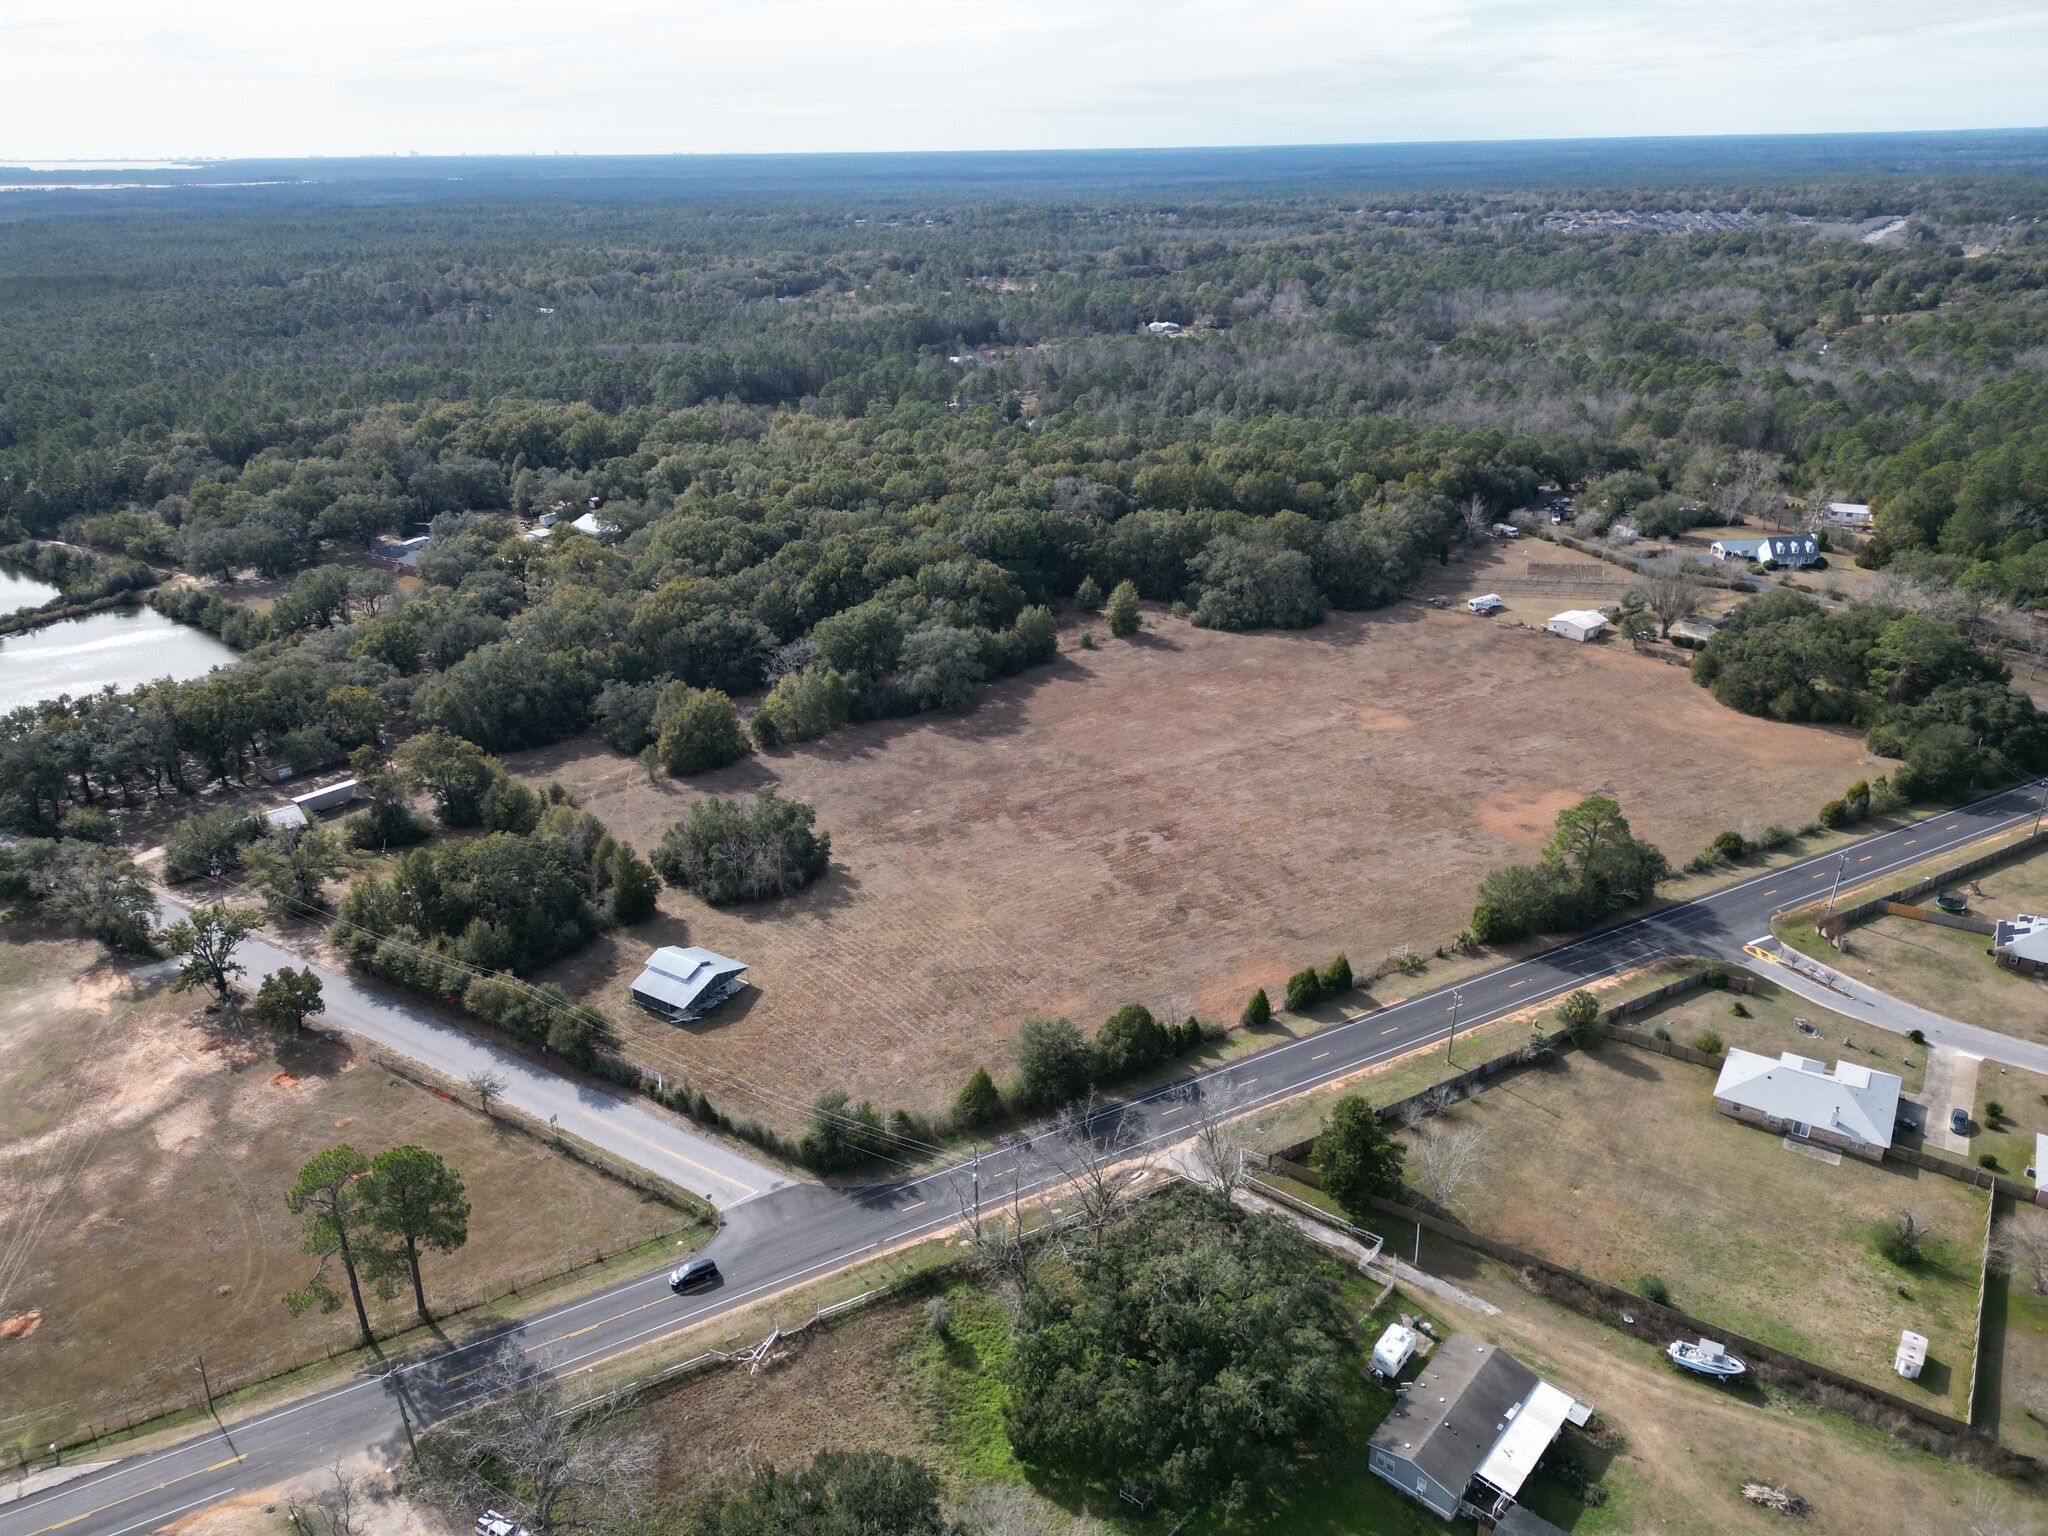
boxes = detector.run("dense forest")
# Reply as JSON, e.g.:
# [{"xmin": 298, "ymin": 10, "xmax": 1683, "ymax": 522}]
[{"xmin": 3, "ymin": 146, "xmax": 2048, "ymax": 831}]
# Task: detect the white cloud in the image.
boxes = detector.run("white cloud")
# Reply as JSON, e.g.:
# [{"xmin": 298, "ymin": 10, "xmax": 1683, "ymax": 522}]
[{"xmin": 0, "ymin": 0, "xmax": 2043, "ymax": 158}]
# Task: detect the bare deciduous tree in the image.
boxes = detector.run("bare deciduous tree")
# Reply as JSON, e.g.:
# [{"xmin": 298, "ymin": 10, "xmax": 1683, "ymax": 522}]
[
  {"xmin": 951, "ymin": 1152, "xmax": 1053, "ymax": 1309},
  {"xmin": 1044, "ymin": 1094, "xmax": 1137, "ymax": 1245},
  {"xmin": 1712, "ymin": 449, "xmax": 1786, "ymax": 528},
  {"xmin": 1991, "ymin": 1214, "xmax": 2048, "ymax": 1294},
  {"xmin": 1188, "ymin": 1084, "xmax": 1253, "ymax": 1202},
  {"xmin": 1408, "ymin": 1121, "xmax": 1485, "ymax": 1213},
  {"xmin": 422, "ymin": 1358, "xmax": 656, "ymax": 1535},
  {"xmin": 466, "ymin": 1069, "xmax": 509, "ymax": 1117},
  {"xmin": 286, "ymin": 1464, "xmax": 367, "ymax": 1536},
  {"xmin": 1628, "ymin": 555, "xmax": 1710, "ymax": 639},
  {"xmin": 1463, "ymin": 494, "xmax": 1491, "ymax": 544}
]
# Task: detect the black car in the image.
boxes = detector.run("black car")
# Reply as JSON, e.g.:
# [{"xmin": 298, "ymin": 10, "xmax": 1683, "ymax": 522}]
[
  {"xmin": 1950, "ymin": 1107, "xmax": 1972, "ymax": 1136},
  {"xmin": 669, "ymin": 1256, "xmax": 719, "ymax": 1293}
]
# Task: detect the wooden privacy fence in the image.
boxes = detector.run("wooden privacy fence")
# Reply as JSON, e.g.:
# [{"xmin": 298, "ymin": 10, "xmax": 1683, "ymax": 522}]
[
  {"xmin": 1882, "ymin": 900, "xmax": 1998, "ymax": 936},
  {"xmin": 1818, "ymin": 827, "xmax": 2048, "ymax": 940}
]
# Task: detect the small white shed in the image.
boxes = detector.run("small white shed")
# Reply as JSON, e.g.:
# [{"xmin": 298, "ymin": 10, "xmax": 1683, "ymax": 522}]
[
  {"xmin": 1894, "ymin": 1329, "xmax": 1928, "ymax": 1380},
  {"xmin": 1547, "ymin": 609, "xmax": 1607, "ymax": 643},
  {"xmin": 264, "ymin": 803, "xmax": 310, "ymax": 834}
]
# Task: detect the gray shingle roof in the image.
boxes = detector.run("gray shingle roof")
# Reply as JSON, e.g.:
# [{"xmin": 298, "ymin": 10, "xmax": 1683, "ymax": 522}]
[{"xmin": 1369, "ymin": 1335, "xmax": 1539, "ymax": 1499}]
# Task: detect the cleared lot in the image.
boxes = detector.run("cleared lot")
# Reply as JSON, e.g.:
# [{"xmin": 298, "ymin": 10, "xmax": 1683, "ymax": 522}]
[
  {"xmin": 0, "ymin": 931, "xmax": 686, "ymax": 1448},
  {"xmin": 515, "ymin": 603, "xmax": 1871, "ymax": 1127}
]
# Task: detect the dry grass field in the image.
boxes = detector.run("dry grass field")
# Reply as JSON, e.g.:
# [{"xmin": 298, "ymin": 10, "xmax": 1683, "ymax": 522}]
[
  {"xmin": 1407, "ymin": 1044, "xmax": 1988, "ymax": 1417},
  {"xmin": 0, "ymin": 930, "xmax": 686, "ymax": 1450},
  {"xmin": 512, "ymin": 601, "xmax": 1873, "ymax": 1129}
]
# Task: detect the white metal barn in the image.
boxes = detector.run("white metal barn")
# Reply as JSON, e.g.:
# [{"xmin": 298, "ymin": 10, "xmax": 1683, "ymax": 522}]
[
  {"xmin": 1546, "ymin": 609, "xmax": 1606, "ymax": 642},
  {"xmin": 630, "ymin": 946, "xmax": 749, "ymax": 1023}
]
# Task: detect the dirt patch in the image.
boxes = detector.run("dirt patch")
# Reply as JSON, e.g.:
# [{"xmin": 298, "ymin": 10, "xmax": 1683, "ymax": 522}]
[
  {"xmin": 2, "ymin": 1309, "xmax": 41, "ymax": 1339},
  {"xmin": 641, "ymin": 1302, "xmax": 929, "ymax": 1495},
  {"xmin": 511, "ymin": 603, "xmax": 1871, "ymax": 1128}
]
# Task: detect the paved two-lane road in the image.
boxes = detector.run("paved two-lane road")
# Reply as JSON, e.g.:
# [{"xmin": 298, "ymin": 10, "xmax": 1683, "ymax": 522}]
[{"xmin": 11, "ymin": 784, "xmax": 2042, "ymax": 1536}]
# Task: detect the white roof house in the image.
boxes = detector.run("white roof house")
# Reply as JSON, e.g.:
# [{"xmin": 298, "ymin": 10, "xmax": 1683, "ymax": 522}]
[
  {"xmin": 630, "ymin": 946, "xmax": 749, "ymax": 1022},
  {"xmin": 1709, "ymin": 533, "xmax": 1819, "ymax": 568},
  {"xmin": 570, "ymin": 511, "xmax": 621, "ymax": 538},
  {"xmin": 1826, "ymin": 502, "xmax": 1874, "ymax": 527},
  {"xmin": 1546, "ymin": 609, "xmax": 1606, "ymax": 643},
  {"xmin": 1146, "ymin": 319, "xmax": 1181, "ymax": 334},
  {"xmin": 1993, "ymin": 914, "xmax": 2048, "ymax": 970},
  {"xmin": 1713, "ymin": 1049, "xmax": 1901, "ymax": 1153}
]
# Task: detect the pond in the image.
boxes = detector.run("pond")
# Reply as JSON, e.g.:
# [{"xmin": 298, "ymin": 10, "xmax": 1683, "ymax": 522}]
[
  {"xmin": 0, "ymin": 566, "xmax": 62, "ymax": 616},
  {"xmin": 0, "ymin": 606, "xmax": 240, "ymax": 713}
]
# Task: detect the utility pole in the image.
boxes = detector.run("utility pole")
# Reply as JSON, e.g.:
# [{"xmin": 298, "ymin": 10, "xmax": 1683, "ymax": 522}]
[
  {"xmin": 2034, "ymin": 778, "xmax": 2048, "ymax": 838},
  {"xmin": 1445, "ymin": 986, "xmax": 1462, "ymax": 1063},
  {"xmin": 196, "ymin": 1356, "xmax": 217, "ymax": 1423},
  {"xmin": 1825, "ymin": 853, "xmax": 1848, "ymax": 914}
]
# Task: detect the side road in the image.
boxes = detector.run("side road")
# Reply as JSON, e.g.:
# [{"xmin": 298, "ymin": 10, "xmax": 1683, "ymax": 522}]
[
  {"xmin": 149, "ymin": 895, "xmax": 789, "ymax": 1208},
  {"xmin": 1745, "ymin": 936, "xmax": 2048, "ymax": 1075}
]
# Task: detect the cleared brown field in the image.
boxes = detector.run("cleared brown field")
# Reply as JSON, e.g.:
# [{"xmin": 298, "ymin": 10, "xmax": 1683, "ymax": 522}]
[
  {"xmin": 0, "ymin": 931, "xmax": 685, "ymax": 1448},
  {"xmin": 513, "ymin": 602, "xmax": 1873, "ymax": 1128}
]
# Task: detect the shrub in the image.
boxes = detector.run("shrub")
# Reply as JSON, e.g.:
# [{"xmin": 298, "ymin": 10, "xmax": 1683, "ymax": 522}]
[
  {"xmin": 1557, "ymin": 989, "xmax": 1604, "ymax": 1046},
  {"xmin": 923, "ymin": 1297, "xmax": 953, "ymax": 1339},
  {"xmin": 1321, "ymin": 953, "xmax": 1353, "ymax": 994},
  {"xmin": 1843, "ymin": 778, "xmax": 1871, "ymax": 820},
  {"xmin": 1104, "ymin": 579, "xmax": 1141, "ymax": 637},
  {"xmin": 1876, "ymin": 1211, "xmax": 1931, "ymax": 1268},
  {"xmin": 1986, "ymin": 1099, "xmax": 2006, "ymax": 1123},
  {"xmin": 751, "ymin": 663, "xmax": 852, "ymax": 748},
  {"xmin": 1908, "ymin": 1028, "xmax": 1927, "ymax": 1045},
  {"xmin": 1285, "ymin": 967, "xmax": 1324, "ymax": 1012},
  {"xmin": 58, "ymin": 807, "xmax": 118, "ymax": 844},
  {"xmin": 654, "ymin": 684, "xmax": 751, "ymax": 775},
  {"xmin": 1709, "ymin": 830, "xmax": 1746, "ymax": 861},
  {"xmin": 1241, "ymin": 987, "xmax": 1272, "ymax": 1028},
  {"xmin": 897, "ymin": 623, "xmax": 986, "ymax": 711},
  {"xmin": 593, "ymin": 677, "xmax": 664, "ymax": 755},
  {"xmin": 1013, "ymin": 1016, "xmax": 1092, "ymax": 1112},
  {"xmin": 1755, "ymin": 823, "xmax": 1794, "ymax": 850},
  {"xmin": 1313, "ymin": 1097, "xmax": 1404, "ymax": 1222},
  {"xmin": 1729, "ymin": 1000, "xmax": 1750, "ymax": 1018},
  {"xmin": 1694, "ymin": 1030, "xmax": 1724, "ymax": 1056},
  {"xmin": 1093, "ymin": 1003, "xmax": 1172, "ymax": 1079},
  {"xmin": 1078, "ymin": 628, "xmax": 1096, "ymax": 650},
  {"xmin": 1980, "ymin": 1154, "xmax": 2002, "ymax": 1171},
  {"xmin": 651, "ymin": 789, "xmax": 830, "ymax": 903},
  {"xmin": 1702, "ymin": 963, "xmax": 1728, "ymax": 988},
  {"xmin": 954, "ymin": 1066, "xmax": 1001, "ymax": 1129},
  {"xmin": 1817, "ymin": 798, "xmax": 1850, "ymax": 829},
  {"xmin": 1075, "ymin": 575, "xmax": 1103, "ymax": 611},
  {"xmin": 1637, "ymin": 1275, "xmax": 1672, "ymax": 1305}
]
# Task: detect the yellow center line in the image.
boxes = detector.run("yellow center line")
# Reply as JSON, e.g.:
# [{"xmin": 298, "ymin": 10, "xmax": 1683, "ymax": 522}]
[
  {"xmin": 22, "ymin": 1454, "xmax": 246, "ymax": 1536},
  {"xmin": 445, "ymin": 1293, "xmax": 674, "ymax": 1383},
  {"xmin": 1311, "ymin": 1051, "xmax": 1330, "ymax": 1061},
  {"xmin": 1858, "ymin": 854, "xmax": 1871, "ymax": 862},
  {"xmin": 1380, "ymin": 1025, "xmax": 1399, "ymax": 1034},
  {"xmin": 992, "ymin": 1168, "xmax": 1014, "ymax": 1178},
  {"xmin": 1812, "ymin": 872, "xmax": 1827, "ymax": 879},
  {"xmin": 900, "ymin": 1199, "xmax": 925, "ymax": 1211},
  {"xmin": 1240, "ymin": 1078, "xmax": 1258, "ymax": 1087},
  {"xmin": 1507, "ymin": 979, "xmax": 1526, "ymax": 989},
  {"xmin": 577, "ymin": 1110, "xmax": 754, "ymax": 1196},
  {"xmin": 1762, "ymin": 888, "xmax": 1778, "ymax": 896},
  {"xmin": 1160, "ymin": 1106, "xmax": 1181, "ymax": 1117},
  {"xmin": 1904, "ymin": 839, "xmax": 1916, "ymax": 845}
]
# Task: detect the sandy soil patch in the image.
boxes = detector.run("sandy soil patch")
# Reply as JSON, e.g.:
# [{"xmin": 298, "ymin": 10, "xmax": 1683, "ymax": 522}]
[{"xmin": 512, "ymin": 604, "xmax": 1873, "ymax": 1128}]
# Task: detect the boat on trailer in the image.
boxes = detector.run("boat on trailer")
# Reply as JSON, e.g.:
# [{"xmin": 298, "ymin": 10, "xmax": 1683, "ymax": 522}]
[{"xmin": 1668, "ymin": 1337, "xmax": 1747, "ymax": 1379}]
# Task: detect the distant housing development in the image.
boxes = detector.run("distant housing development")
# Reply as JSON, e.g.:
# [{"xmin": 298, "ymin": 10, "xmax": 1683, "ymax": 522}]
[
  {"xmin": 1708, "ymin": 533, "xmax": 1819, "ymax": 568},
  {"xmin": 630, "ymin": 945, "xmax": 750, "ymax": 1022},
  {"xmin": 1711, "ymin": 1049, "xmax": 1902, "ymax": 1159},
  {"xmin": 1367, "ymin": 1333, "xmax": 1582, "ymax": 1532}
]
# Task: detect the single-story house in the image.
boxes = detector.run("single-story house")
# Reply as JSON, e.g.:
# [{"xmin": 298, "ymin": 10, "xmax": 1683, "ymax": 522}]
[
  {"xmin": 1367, "ymin": 1334, "xmax": 1584, "ymax": 1530},
  {"xmin": 1708, "ymin": 533, "xmax": 1819, "ymax": 568},
  {"xmin": 1146, "ymin": 319, "xmax": 1181, "ymax": 334},
  {"xmin": 264, "ymin": 803, "xmax": 310, "ymax": 834},
  {"xmin": 630, "ymin": 945, "xmax": 749, "ymax": 1023},
  {"xmin": 1667, "ymin": 616, "xmax": 1723, "ymax": 649},
  {"xmin": 1993, "ymin": 914, "xmax": 2048, "ymax": 974},
  {"xmin": 1546, "ymin": 609, "xmax": 1606, "ymax": 643},
  {"xmin": 1467, "ymin": 594, "xmax": 1503, "ymax": 615},
  {"xmin": 1711, "ymin": 1049, "xmax": 1902, "ymax": 1160},
  {"xmin": 570, "ymin": 511, "xmax": 621, "ymax": 539},
  {"xmin": 1825, "ymin": 502, "xmax": 1874, "ymax": 528},
  {"xmin": 367, "ymin": 534, "xmax": 431, "ymax": 572},
  {"xmin": 291, "ymin": 778, "xmax": 360, "ymax": 815}
]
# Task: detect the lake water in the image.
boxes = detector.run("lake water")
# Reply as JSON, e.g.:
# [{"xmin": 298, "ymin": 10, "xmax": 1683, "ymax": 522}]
[
  {"xmin": 0, "ymin": 567, "xmax": 61, "ymax": 615},
  {"xmin": 0, "ymin": 606, "xmax": 239, "ymax": 713}
]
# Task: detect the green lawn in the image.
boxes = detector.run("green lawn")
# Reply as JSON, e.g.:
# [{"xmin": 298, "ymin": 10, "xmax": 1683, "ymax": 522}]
[
  {"xmin": 1629, "ymin": 973, "xmax": 1927, "ymax": 1096},
  {"xmin": 1977, "ymin": 1200, "xmax": 2048, "ymax": 1457}
]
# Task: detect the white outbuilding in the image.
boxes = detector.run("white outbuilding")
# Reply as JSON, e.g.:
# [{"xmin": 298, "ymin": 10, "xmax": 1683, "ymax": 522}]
[
  {"xmin": 1546, "ymin": 609, "xmax": 1607, "ymax": 643},
  {"xmin": 1467, "ymin": 594, "xmax": 1503, "ymax": 615}
]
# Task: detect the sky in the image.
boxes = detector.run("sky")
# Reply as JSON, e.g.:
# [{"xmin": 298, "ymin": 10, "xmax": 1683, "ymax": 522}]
[{"xmin": 2, "ymin": 0, "xmax": 2046, "ymax": 160}]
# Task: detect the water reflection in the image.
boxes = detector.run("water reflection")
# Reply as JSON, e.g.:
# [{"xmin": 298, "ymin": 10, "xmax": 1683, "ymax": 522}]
[
  {"xmin": 0, "ymin": 607, "xmax": 239, "ymax": 713},
  {"xmin": 0, "ymin": 567, "xmax": 62, "ymax": 616}
]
